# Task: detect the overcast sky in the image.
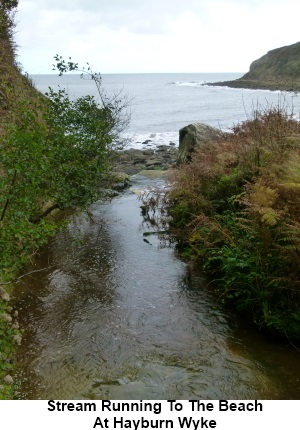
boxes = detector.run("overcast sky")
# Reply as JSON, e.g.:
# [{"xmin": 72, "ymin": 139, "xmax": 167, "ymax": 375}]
[{"xmin": 15, "ymin": 0, "xmax": 300, "ymax": 74}]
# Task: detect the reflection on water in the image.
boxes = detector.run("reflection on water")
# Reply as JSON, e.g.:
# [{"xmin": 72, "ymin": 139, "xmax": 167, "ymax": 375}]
[{"xmin": 14, "ymin": 174, "xmax": 300, "ymax": 399}]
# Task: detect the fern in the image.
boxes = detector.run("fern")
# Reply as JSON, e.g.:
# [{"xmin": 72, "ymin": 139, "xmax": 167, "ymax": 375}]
[{"xmin": 259, "ymin": 208, "xmax": 280, "ymax": 226}]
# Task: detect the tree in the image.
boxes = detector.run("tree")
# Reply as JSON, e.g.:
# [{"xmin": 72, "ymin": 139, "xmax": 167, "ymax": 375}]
[
  {"xmin": 0, "ymin": 57, "xmax": 130, "ymax": 275},
  {"xmin": 0, "ymin": 0, "xmax": 18, "ymax": 11}
]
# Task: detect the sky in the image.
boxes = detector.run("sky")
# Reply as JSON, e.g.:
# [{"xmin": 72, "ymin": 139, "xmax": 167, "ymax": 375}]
[{"xmin": 14, "ymin": 0, "xmax": 300, "ymax": 74}]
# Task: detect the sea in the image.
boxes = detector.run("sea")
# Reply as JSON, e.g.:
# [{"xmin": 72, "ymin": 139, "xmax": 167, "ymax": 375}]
[{"xmin": 30, "ymin": 72, "xmax": 300, "ymax": 149}]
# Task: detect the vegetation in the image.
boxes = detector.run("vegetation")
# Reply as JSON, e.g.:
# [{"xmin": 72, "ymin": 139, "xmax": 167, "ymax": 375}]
[
  {"xmin": 243, "ymin": 42, "xmax": 300, "ymax": 82},
  {"xmin": 0, "ymin": 1, "xmax": 129, "ymax": 398},
  {"xmin": 208, "ymin": 41, "xmax": 300, "ymax": 91},
  {"xmin": 145, "ymin": 106, "xmax": 300, "ymax": 341},
  {"xmin": 0, "ymin": 59, "xmax": 129, "ymax": 278}
]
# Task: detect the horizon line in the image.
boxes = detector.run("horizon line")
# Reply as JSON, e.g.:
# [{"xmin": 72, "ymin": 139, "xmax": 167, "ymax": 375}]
[{"xmin": 27, "ymin": 71, "xmax": 246, "ymax": 75}]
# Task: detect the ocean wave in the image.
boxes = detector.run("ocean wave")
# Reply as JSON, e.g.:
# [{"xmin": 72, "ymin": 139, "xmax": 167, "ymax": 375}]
[
  {"xmin": 122, "ymin": 131, "xmax": 179, "ymax": 150},
  {"xmin": 202, "ymin": 84, "xmax": 284, "ymax": 94},
  {"xmin": 167, "ymin": 81, "xmax": 203, "ymax": 87}
]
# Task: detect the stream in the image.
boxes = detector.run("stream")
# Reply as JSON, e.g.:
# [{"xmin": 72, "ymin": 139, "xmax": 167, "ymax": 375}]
[{"xmin": 13, "ymin": 173, "xmax": 300, "ymax": 399}]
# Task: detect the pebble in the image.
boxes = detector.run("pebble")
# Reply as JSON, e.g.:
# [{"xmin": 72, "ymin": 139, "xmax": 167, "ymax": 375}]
[
  {"xmin": 1, "ymin": 292, "xmax": 10, "ymax": 302},
  {"xmin": 13, "ymin": 334, "xmax": 22, "ymax": 345},
  {"xmin": 1, "ymin": 313, "xmax": 12, "ymax": 323},
  {"xmin": 3, "ymin": 375, "xmax": 13, "ymax": 385}
]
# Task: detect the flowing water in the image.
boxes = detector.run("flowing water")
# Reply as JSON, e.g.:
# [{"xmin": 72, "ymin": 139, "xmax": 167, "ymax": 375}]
[{"xmin": 13, "ymin": 174, "xmax": 300, "ymax": 399}]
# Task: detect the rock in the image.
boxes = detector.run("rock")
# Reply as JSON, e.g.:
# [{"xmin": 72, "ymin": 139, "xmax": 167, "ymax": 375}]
[
  {"xmin": 12, "ymin": 334, "xmax": 22, "ymax": 345},
  {"xmin": 117, "ymin": 153, "xmax": 131, "ymax": 162},
  {"xmin": 98, "ymin": 188, "xmax": 120, "ymax": 198},
  {"xmin": 142, "ymin": 149, "xmax": 154, "ymax": 156},
  {"xmin": 113, "ymin": 145, "xmax": 178, "ymax": 175},
  {"xmin": 1, "ymin": 313, "xmax": 12, "ymax": 323},
  {"xmin": 0, "ymin": 291, "xmax": 10, "ymax": 302},
  {"xmin": 112, "ymin": 183, "xmax": 126, "ymax": 191},
  {"xmin": 178, "ymin": 123, "xmax": 222, "ymax": 164},
  {"xmin": 3, "ymin": 375, "xmax": 13, "ymax": 385},
  {"xmin": 157, "ymin": 145, "xmax": 169, "ymax": 151},
  {"xmin": 145, "ymin": 159, "xmax": 163, "ymax": 167},
  {"xmin": 132, "ymin": 154, "xmax": 148, "ymax": 164},
  {"xmin": 123, "ymin": 149, "xmax": 145, "ymax": 158},
  {"xmin": 142, "ymin": 139, "xmax": 152, "ymax": 145}
]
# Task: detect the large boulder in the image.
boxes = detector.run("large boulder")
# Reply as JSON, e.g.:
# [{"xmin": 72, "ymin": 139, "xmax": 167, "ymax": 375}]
[{"xmin": 178, "ymin": 123, "xmax": 222, "ymax": 163}]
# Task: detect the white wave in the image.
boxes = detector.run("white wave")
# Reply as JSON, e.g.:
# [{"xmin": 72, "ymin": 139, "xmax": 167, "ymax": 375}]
[
  {"xmin": 202, "ymin": 83, "xmax": 285, "ymax": 94},
  {"xmin": 121, "ymin": 131, "xmax": 179, "ymax": 150},
  {"xmin": 167, "ymin": 81, "xmax": 204, "ymax": 87}
]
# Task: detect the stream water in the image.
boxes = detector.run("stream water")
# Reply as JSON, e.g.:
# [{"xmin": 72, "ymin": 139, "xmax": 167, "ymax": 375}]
[{"xmin": 13, "ymin": 174, "xmax": 300, "ymax": 399}]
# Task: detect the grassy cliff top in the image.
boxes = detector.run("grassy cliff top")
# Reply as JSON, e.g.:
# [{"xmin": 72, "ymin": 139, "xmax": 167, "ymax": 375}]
[
  {"xmin": 243, "ymin": 41, "xmax": 300, "ymax": 82},
  {"xmin": 207, "ymin": 41, "xmax": 300, "ymax": 92}
]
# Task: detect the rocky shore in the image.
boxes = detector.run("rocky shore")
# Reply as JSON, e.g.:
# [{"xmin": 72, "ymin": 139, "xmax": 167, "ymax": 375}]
[
  {"xmin": 205, "ymin": 79, "xmax": 300, "ymax": 92},
  {"xmin": 113, "ymin": 144, "xmax": 178, "ymax": 175},
  {"xmin": 112, "ymin": 122, "xmax": 224, "ymax": 181}
]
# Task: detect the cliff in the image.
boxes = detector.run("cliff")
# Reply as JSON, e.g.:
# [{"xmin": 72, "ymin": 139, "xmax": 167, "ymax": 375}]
[
  {"xmin": 0, "ymin": 1, "xmax": 45, "ymax": 400},
  {"xmin": 0, "ymin": 1, "xmax": 41, "ymax": 124},
  {"xmin": 208, "ymin": 41, "xmax": 300, "ymax": 92}
]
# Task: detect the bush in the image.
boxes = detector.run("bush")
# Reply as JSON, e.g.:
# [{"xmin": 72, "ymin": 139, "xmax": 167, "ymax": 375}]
[{"xmin": 0, "ymin": 58, "xmax": 129, "ymax": 277}]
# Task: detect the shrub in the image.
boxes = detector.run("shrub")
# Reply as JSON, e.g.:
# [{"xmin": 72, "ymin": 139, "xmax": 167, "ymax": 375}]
[{"xmin": 0, "ymin": 58, "xmax": 129, "ymax": 277}]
